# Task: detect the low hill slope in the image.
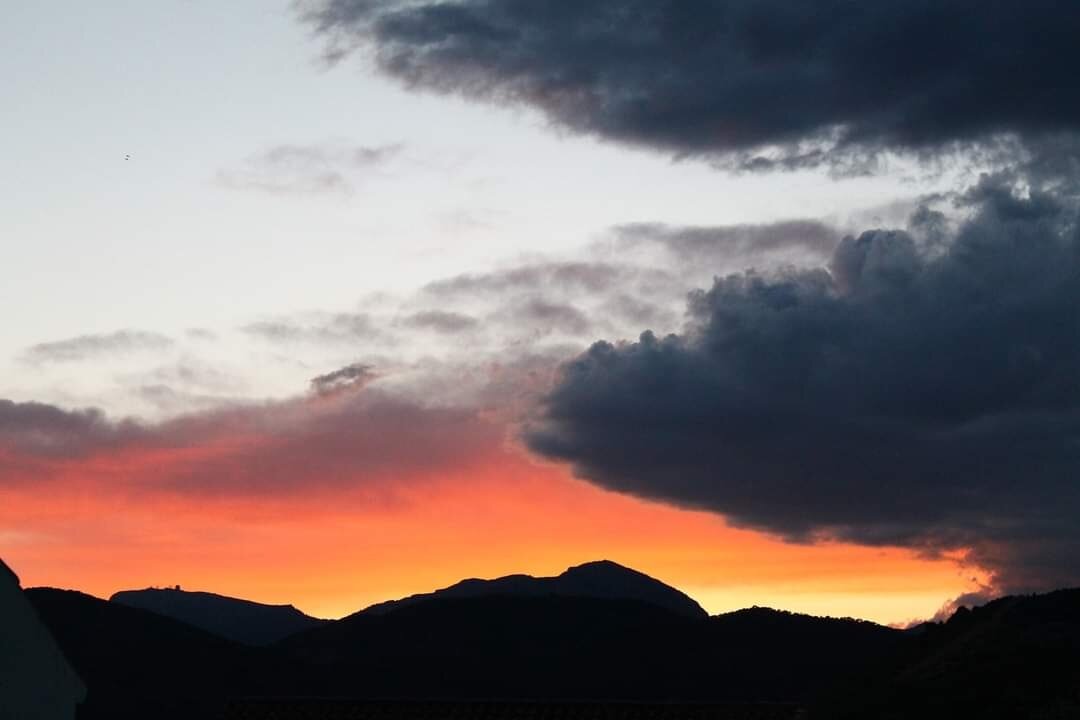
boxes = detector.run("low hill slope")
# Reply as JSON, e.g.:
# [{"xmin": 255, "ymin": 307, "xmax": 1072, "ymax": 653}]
[
  {"xmin": 818, "ymin": 588, "xmax": 1080, "ymax": 718},
  {"xmin": 110, "ymin": 587, "xmax": 326, "ymax": 645},
  {"xmin": 26, "ymin": 588, "xmax": 301, "ymax": 719}
]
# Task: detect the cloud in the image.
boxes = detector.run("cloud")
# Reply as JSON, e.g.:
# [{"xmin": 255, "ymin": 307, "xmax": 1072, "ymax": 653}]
[
  {"xmin": 504, "ymin": 298, "xmax": 592, "ymax": 336},
  {"xmin": 608, "ymin": 220, "xmax": 840, "ymax": 274},
  {"xmin": 240, "ymin": 312, "xmax": 377, "ymax": 344},
  {"xmin": 527, "ymin": 177, "xmax": 1080, "ymax": 594},
  {"xmin": 310, "ymin": 362, "xmax": 377, "ymax": 394},
  {"xmin": 116, "ymin": 361, "xmax": 250, "ymax": 415},
  {"xmin": 929, "ymin": 586, "xmax": 997, "ymax": 624},
  {"xmin": 401, "ymin": 310, "xmax": 479, "ymax": 333},
  {"xmin": 131, "ymin": 385, "xmax": 244, "ymax": 416},
  {"xmin": 0, "ymin": 399, "xmax": 146, "ymax": 458},
  {"xmin": 421, "ymin": 261, "xmax": 644, "ymax": 298},
  {"xmin": 0, "ymin": 385, "xmax": 503, "ymax": 497},
  {"xmin": 21, "ymin": 330, "xmax": 174, "ymax": 364},
  {"xmin": 301, "ymin": 1, "xmax": 1080, "ymax": 173},
  {"xmin": 217, "ymin": 141, "xmax": 402, "ymax": 194}
]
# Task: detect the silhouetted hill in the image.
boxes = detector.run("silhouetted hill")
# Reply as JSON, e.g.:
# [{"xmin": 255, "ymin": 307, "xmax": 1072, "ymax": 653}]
[
  {"xmin": 283, "ymin": 593, "xmax": 900, "ymax": 702},
  {"xmin": 818, "ymin": 588, "xmax": 1080, "ymax": 718},
  {"xmin": 110, "ymin": 587, "xmax": 326, "ymax": 645},
  {"xmin": 33, "ymin": 564, "xmax": 1080, "ymax": 717},
  {"xmin": 25, "ymin": 587, "xmax": 301, "ymax": 720},
  {"xmin": 359, "ymin": 559, "xmax": 707, "ymax": 619}
]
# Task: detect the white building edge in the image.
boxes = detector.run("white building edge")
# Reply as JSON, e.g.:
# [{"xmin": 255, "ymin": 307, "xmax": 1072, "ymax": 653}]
[{"xmin": 0, "ymin": 558, "xmax": 86, "ymax": 719}]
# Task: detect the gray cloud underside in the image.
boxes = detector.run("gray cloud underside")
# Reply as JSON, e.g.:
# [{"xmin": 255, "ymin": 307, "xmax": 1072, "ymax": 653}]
[
  {"xmin": 240, "ymin": 313, "xmax": 377, "ymax": 344},
  {"xmin": 310, "ymin": 362, "xmax": 377, "ymax": 394},
  {"xmin": 0, "ymin": 387, "xmax": 501, "ymax": 495},
  {"xmin": 235, "ymin": 221, "xmax": 840, "ymax": 369},
  {"xmin": 21, "ymin": 330, "xmax": 174, "ymax": 364},
  {"xmin": 610, "ymin": 220, "xmax": 839, "ymax": 272},
  {"xmin": 401, "ymin": 310, "xmax": 479, "ymax": 333},
  {"xmin": 302, "ymin": 0, "xmax": 1080, "ymax": 172},
  {"xmin": 527, "ymin": 179, "xmax": 1080, "ymax": 593}
]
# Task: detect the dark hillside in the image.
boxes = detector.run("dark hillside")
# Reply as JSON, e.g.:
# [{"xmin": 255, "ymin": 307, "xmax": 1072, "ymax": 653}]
[{"xmin": 110, "ymin": 586, "xmax": 326, "ymax": 645}]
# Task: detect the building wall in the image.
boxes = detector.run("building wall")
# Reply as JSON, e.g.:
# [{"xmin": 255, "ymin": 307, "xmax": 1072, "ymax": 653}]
[{"xmin": 0, "ymin": 559, "xmax": 86, "ymax": 720}]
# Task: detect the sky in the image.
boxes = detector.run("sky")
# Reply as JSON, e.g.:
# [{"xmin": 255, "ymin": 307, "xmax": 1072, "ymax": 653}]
[{"xmin": 2, "ymin": 1, "xmax": 1078, "ymax": 624}]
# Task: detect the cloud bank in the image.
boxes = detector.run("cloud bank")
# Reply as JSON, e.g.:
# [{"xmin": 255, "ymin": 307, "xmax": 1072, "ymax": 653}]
[
  {"xmin": 527, "ymin": 179, "xmax": 1080, "ymax": 593},
  {"xmin": 0, "ymin": 378, "xmax": 502, "ymax": 497},
  {"xmin": 302, "ymin": 0, "xmax": 1080, "ymax": 172}
]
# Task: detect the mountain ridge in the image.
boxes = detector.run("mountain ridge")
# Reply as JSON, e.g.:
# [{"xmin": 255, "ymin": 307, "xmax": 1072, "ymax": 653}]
[
  {"xmin": 357, "ymin": 559, "xmax": 708, "ymax": 620},
  {"xmin": 110, "ymin": 586, "xmax": 327, "ymax": 646},
  {"xmin": 23, "ymin": 563, "xmax": 1080, "ymax": 717}
]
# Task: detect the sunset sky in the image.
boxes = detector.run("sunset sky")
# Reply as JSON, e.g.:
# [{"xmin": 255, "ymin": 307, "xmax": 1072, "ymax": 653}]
[{"xmin": 3, "ymin": 1, "xmax": 1078, "ymax": 625}]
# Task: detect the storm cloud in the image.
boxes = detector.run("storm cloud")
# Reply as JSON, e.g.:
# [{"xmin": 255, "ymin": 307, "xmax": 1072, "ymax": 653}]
[
  {"xmin": 302, "ymin": 0, "xmax": 1080, "ymax": 172},
  {"xmin": 527, "ymin": 179, "xmax": 1080, "ymax": 593}
]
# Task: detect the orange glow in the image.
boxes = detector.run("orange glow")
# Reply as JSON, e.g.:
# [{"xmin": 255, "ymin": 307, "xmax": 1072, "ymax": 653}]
[{"xmin": 0, "ymin": 435, "xmax": 983, "ymax": 626}]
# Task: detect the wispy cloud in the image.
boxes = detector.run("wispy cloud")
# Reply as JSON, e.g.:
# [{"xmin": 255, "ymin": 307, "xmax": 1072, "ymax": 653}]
[
  {"xmin": 22, "ymin": 330, "xmax": 174, "ymax": 365},
  {"xmin": 217, "ymin": 141, "xmax": 403, "ymax": 195}
]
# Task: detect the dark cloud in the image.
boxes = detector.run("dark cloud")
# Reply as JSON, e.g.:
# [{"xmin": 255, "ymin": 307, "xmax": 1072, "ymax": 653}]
[
  {"xmin": 310, "ymin": 362, "xmax": 377, "ymax": 395},
  {"xmin": 302, "ymin": 0, "xmax": 1080, "ymax": 172},
  {"xmin": 0, "ymin": 399, "xmax": 147, "ymax": 458},
  {"xmin": 21, "ymin": 330, "xmax": 174, "ymax": 364},
  {"xmin": 527, "ymin": 178, "xmax": 1080, "ymax": 593},
  {"xmin": 217, "ymin": 142, "xmax": 402, "ymax": 194}
]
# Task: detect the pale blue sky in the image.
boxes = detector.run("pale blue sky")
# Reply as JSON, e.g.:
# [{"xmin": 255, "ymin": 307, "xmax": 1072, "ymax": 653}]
[{"xmin": 1, "ymin": 1, "xmax": 954, "ymax": 415}]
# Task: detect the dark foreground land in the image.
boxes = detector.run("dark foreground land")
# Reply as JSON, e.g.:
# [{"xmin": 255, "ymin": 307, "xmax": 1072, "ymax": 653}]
[
  {"xmin": 21, "ymin": 561, "xmax": 1080, "ymax": 719},
  {"xmin": 223, "ymin": 699, "xmax": 803, "ymax": 720}
]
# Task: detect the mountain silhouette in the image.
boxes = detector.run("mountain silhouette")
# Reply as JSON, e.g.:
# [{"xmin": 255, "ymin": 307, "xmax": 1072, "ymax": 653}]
[
  {"xmin": 110, "ymin": 587, "xmax": 326, "ymax": 645},
  {"xmin": 25, "ymin": 587, "xmax": 287, "ymax": 719},
  {"xmin": 22, "ymin": 560, "xmax": 898, "ymax": 714},
  {"xmin": 818, "ymin": 587, "xmax": 1080, "ymax": 719},
  {"xmin": 359, "ymin": 559, "xmax": 707, "ymax": 619},
  {"xmin": 22, "ymin": 560, "xmax": 1080, "ymax": 718},
  {"xmin": 283, "ymin": 593, "xmax": 898, "ymax": 702}
]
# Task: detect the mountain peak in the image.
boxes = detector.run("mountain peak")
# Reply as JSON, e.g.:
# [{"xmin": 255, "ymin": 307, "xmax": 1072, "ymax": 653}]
[
  {"xmin": 562, "ymin": 559, "xmax": 652, "ymax": 580},
  {"xmin": 565, "ymin": 558, "xmax": 630, "ymax": 572},
  {"xmin": 361, "ymin": 559, "xmax": 707, "ymax": 619}
]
